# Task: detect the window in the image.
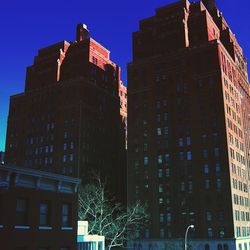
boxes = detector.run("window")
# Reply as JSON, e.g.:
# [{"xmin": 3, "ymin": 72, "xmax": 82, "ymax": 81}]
[
  {"xmin": 186, "ymin": 137, "xmax": 191, "ymax": 146},
  {"xmin": 157, "ymin": 155, "xmax": 163, "ymax": 164},
  {"xmin": 178, "ymin": 138, "xmax": 183, "ymax": 147},
  {"xmin": 156, "ymin": 101, "xmax": 161, "ymax": 109},
  {"xmin": 61, "ymin": 203, "xmax": 71, "ymax": 227},
  {"xmin": 166, "ymin": 213, "xmax": 171, "ymax": 223},
  {"xmin": 207, "ymin": 228, "xmax": 213, "ymax": 237},
  {"xmin": 70, "ymin": 142, "xmax": 74, "ymax": 150},
  {"xmin": 39, "ymin": 202, "xmax": 50, "ymax": 226},
  {"xmin": 158, "ymin": 169, "xmax": 163, "ymax": 178},
  {"xmin": 157, "ymin": 114, "xmax": 161, "ymax": 122},
  {"xmin": 157, "ymin": 128, "xmax": 162, "ymax": 136},
  {"xmin": 205, "ymin": 180, "xmax": 210, "ymax": 189},
  {"xmin": 206, "ymin": 211, "xmax": 212, "ymax": 221},
  {"xmin": 214, "ymin": 148, "xmax": 220, "ymax": 157},
  {"xmin": 159, "ymin": 184, "xmax": 163, "ymax": 193},
  {"xmin": 160, "ymin": 213, "xmax": 164, "ymax": 222},
  {"xmin": 16, "ymin": 199, "xmax": 28, "ymax": 225},
  {"xmin": 163, "ymin": 127, "xmax": 168, "ymax": 135},
  {"xmin": 187, "ymin": 151, "xmax": 192, "ymax": 161},
  {"xmin": 203, "ymin": 149, "xmax": 208, "ymax": 159},
  {"xmin": 63, "ymin": 155, "xmax": 67, "ymax": 162},
  {"xmin": 204, "ymin": 164, "xmax": 209, "ymax": 174},
  {"xmin": 216, "ymin": 179, "xmax": 222, "ymax": 190},
  {"xmin": 160, "ymin": 228, "xmax": 165, "ymax": 238},
  {"xmin": 144, "ymin": 157, "xmax": 149, "ymax": 166},
  {"xmin": 215, "ymin": 163, "xmax": 221, "ymax": 172},
  {"xmin": 63, "ymin": 143, "xmax": 67, "ymax": 150},
  {"xmin": 179, "ymin": 152, "xmax": 184, "ymax": 160},
  {"xmin": 69, "ymin": 154, "xmax": 74, "ymax": 162}
]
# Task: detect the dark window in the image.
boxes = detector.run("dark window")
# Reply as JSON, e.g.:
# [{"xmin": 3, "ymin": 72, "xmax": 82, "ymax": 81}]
[
  {"xmin": 217, "ymin": 244, "xmax": 223, "ymax": 250},
  {"xmin": 16, "ymin": 199, "xmax": 28, "ymax": 225},
  {"xmin": 61, "ymin": 203, "xmax": 71, "ymax": 227},
  {"xmin": 39, "ymin": 202, "xmax": 50, "ymax": 226},
  {"xmin": 205, "ymin": 244, "xmax": 210, "ymax": 250}
]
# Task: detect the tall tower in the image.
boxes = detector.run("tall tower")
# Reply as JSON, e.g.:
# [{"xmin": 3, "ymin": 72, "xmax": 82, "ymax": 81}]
[
  {"xmin": 128, "ymin": 0, "xmax": 250, "ymax": 249},
  {"xmin": 5, "ymin": 24, "xmax": 127, "ymax": 203}
]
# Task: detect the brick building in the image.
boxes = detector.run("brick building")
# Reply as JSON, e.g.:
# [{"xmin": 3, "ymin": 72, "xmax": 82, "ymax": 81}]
[
  {"xmin": 127, "ymin": 0, "xmax": 250, "ymax": 249},
  {"xmin": 5, "ymin": 24, "xmax": 126, "ymax": 203},
  {"xmin": 0, "ymin": 164, "xmax": 79, "ymax": 250},
  {"xmin": 119, "ymin": 81, "xmax": 127, "ymax": 149}
]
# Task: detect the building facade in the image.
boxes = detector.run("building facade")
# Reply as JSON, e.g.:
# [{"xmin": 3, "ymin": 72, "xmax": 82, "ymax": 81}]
[
  {"xmin": 127, "ymin": 0, "xmax": 250, "ymax": 249},
  {"xmin": 5, "ymin": 24, "xmax": 126, "ymax": 203},
  {"xmin": 119, "ymin": 81, "xmax": 128, "ymax": 149},
  {"xmin": 0, "ymin": 164, "xmax": 80, "ymax": 250}
]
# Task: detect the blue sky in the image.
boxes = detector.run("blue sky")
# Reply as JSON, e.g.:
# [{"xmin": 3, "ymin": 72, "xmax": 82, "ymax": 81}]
[{"xmin": 0, "ymin": 0, "xmax": 250, "ymax": 151}]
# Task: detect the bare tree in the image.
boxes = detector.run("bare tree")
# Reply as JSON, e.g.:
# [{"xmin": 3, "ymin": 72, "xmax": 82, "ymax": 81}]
[{"xmin": 78, "ymin": 176, "xmax": 148, "ymax": 250}]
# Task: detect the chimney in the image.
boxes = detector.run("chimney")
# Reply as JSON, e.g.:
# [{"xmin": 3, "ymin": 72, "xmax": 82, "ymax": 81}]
[{"xmin": 76, "ymin": 24, "xmax": 89, "ymax": 42}]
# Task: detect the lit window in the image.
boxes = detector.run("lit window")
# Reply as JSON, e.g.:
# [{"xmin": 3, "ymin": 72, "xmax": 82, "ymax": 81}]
[
  {"xmin": 160, "ymin": 213, "xmax": 164, "ymax": 222},
  {"xmin": 187, "ymin": 151, "xmax": 192, "ymax": 161},
  {"xmin": 159, "ymin": 198, "xmax": 164, "ymax": 204},
  {"xmin": 63, "ymin": 155, "xmax": 66, "ymax": 162},
  {"xmin": 166, "ymin": 168, "xmax": 170, "ymax": 177},
  {"xmin": 208, "ymin": 228, "xmax": 213, "ymax": 237},
  {"xmin": 178, "ymin": 138, "xmax": 183, "ymax": 147},
  {"xmin": 70, "ymin": 154, "xmax": 74, "ymax": 162},
  {"xmin": 157, "ymin": 155, "xmax": 163, "ymax": 164},
  {"xmin": 64, "ymin": 132, "xmax": 68, "ymax": 139},
  {"xmin": 158, "ymin": 169, "xmax": 163, "ymax": 178},
  {"xmin": 163, "ymin": 127, "xmax": 168, "ymax": 135},
  {"xmin": 157, "ymin": 128, "xmax": 162, "ymax": 136},
  {"xmin": 166, "ymin": 213, "xmax": 171, "ymax": 222},
  {"xmin": 206, "ymin": 211, "xmax": 212, "ymax": 221},
  {"xmin": 159, "ymin": 184, "xmax": 163, "ymax": 193},
  {"xmin": 215, "ymin": 163, "xmax": 221, "ymax": 172},
  {"xmin": 70, "ymin": 142, "xmax": 74, "ymax": 150},
  {"xmin": 204, "ymin": 164, "xmax": 209, "ymax": 174},
  {"xmin": 144, "ymin": 157, "xmax": 149, "ymax": 166},
  {"xmin": 63, "ymin": 143, "xmax": 67, "ymax": 150},
  {"xmin": 186, "ymin": 137, "xmax": 191, "ymax": 146}
]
